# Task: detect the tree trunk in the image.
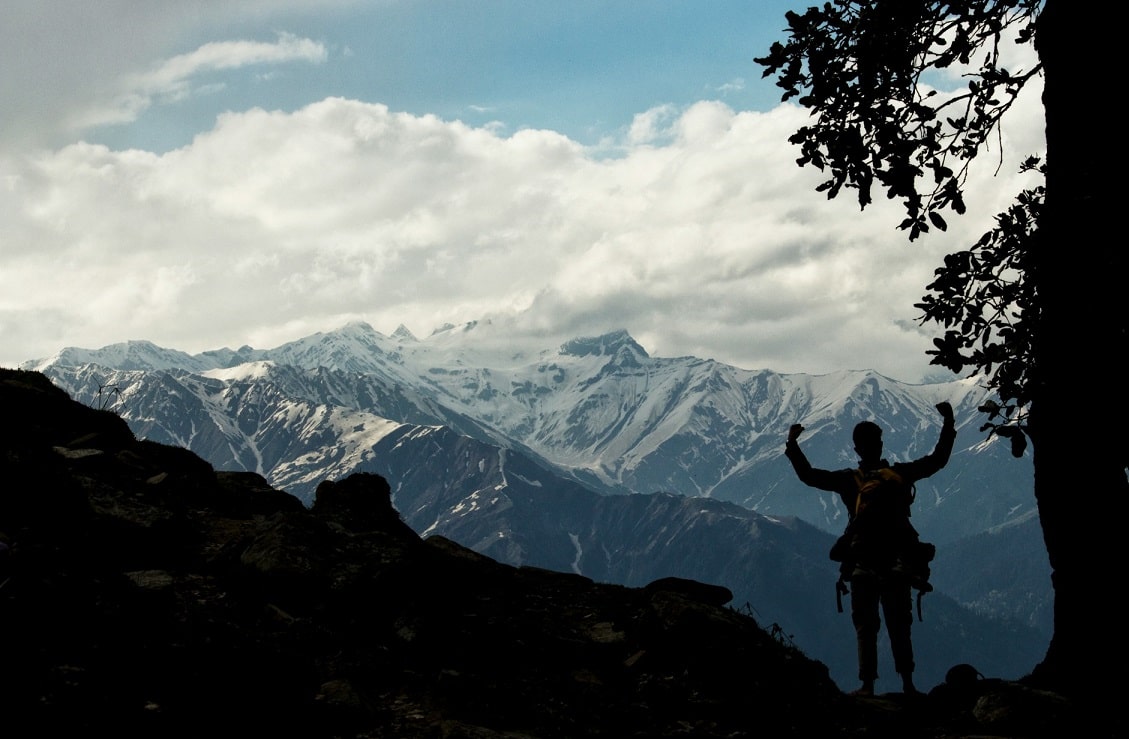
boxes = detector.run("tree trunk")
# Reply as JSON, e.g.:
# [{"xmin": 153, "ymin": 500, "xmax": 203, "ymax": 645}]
[{"xmin": 1030, "ymin": 0, "xmax": 1128, "ymax": 695}]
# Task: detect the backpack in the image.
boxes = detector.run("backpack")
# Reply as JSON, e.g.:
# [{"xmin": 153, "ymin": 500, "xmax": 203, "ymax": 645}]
[
  {"xmin": 852, "ymin": 467, "xmax": 912, "ymax": 522},
  {"xmin": 830, "ymin": 466, "xmax": 936, "ymax": 619}
]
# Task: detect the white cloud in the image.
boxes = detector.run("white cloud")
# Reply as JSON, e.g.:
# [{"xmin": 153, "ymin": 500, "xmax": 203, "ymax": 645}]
[
  {"xmin": 0, "ymin": 88, "xmax": 1044, "ymax": 382},
  {"xmin": 140, "ymin": 33, "xmax": 327, "ymax": 90},
  {"xmin": 715, "ymin": 78, "xmax": 746, "ymax": 95},
  {"xmin": 625, "ymin": 104, "xmax": 679, "ymax": 146},
  {"xmin": 72, "ymin": 33, "xmax": 328, "ymax": 129}
]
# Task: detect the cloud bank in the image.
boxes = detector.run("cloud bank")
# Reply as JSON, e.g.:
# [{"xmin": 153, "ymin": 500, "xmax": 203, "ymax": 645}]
[{"xmin": 1, "ymin": 89, "xmax": 1042, "ymax": 381}]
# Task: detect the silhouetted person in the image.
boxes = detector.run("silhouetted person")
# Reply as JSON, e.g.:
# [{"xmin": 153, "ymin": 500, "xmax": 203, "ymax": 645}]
[{"xmin": 784, "ymin": 402, "xmax": 955, "ymax": 696}]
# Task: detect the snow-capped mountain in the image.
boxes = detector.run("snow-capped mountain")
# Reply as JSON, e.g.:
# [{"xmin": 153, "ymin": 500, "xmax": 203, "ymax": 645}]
[
  {"xmin": 28, "ymin": 321, "xmax": 1033, "ymax": 544},
  {"xmin": 24, "ymin": 322, "xmax": 1050, "ymax": 692}
]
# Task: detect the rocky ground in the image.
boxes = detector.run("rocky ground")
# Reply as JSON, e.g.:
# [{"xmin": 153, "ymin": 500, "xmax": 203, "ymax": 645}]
[{"xmin": 0, "ymin": 368, "xmax": 1105, "ymax": 738}]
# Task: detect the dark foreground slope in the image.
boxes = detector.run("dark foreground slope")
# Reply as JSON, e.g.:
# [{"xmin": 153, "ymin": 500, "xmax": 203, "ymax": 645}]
[{"xmin": 0, "ymin": 369, "xmax": 1088, "ymax": 738}]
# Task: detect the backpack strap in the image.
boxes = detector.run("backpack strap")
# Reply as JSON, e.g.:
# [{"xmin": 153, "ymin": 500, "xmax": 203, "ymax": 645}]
[{"xmin": 836, "ymin": 576, "xmax": 849, "ymax": 613}]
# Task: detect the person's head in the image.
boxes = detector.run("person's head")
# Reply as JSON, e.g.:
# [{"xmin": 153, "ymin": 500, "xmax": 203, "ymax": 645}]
[{"xmin": 852, "ymin": 421, "xmax": 883, "ymax": 463}]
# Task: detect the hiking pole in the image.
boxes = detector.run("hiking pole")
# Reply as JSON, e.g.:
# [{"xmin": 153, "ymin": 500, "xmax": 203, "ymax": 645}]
[{"xmin": 836, "ymin": 577, "xmax": 849, "ymax": 613}]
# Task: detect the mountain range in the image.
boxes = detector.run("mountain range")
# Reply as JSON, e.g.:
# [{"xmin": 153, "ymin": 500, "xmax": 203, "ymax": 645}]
[
  {"xmin": 2, "ymin": 366, "xmax": 1083, "ymax": 738},
  {"xmin": 23, "ymin": 321, "xmax": 1051, "ymax": 693}
]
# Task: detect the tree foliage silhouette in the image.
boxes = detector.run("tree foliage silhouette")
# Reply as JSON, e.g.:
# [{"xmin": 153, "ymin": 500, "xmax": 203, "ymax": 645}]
[{"xmin": 757, "ymin": 0, "xmax": 1126, "ymax": 695}]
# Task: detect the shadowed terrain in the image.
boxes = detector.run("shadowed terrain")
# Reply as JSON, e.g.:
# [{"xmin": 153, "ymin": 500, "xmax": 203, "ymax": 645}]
[{"xmin": 0, "ymin": 368, "xmax": 1090, "ymax": 737}]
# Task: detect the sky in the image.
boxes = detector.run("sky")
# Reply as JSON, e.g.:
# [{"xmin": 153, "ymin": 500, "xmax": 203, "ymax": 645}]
[{"xmin": 0, "ymin": 1, "xmax": 1044, "ymax": 382}]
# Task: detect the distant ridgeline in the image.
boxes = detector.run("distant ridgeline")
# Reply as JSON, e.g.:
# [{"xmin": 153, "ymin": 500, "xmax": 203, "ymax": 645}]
[{"xmin": 25, "ymin": 323, "xmax": 1048, "ymax": 694}]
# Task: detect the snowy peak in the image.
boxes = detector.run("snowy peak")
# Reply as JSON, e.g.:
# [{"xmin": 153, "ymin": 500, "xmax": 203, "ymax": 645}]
[
  {"xmin": 428, "ymin": 320, "xmax": 484, "ymax": 338},
  {"xmin": 391, "ymin": 324, "xmax": 418, "ymax": 341},
  {"xmin": 21, "ymin": 339, "xmax": 211, "ymax": 373},
  {"xmin": 262, "ymin": 322, "xmax": 393, "ymax": 373},
  {"xmin": 559, "ymin": 330, "xmax": 648, "ymax": 360},
  {"xmin": 196, "ymin": 345, "xmax": 264, "ymax": 368},
  {"xmin": 200, "ymin": 360, "xmax": 277, "ymax": 382}
]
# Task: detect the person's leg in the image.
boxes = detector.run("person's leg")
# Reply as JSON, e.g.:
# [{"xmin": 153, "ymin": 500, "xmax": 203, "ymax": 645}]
[
  {"xmin": 850, "ymin": 572, "xmax": 880, "ymax": 695},
  {"xmin": 881, "ymin": 581, "xmax": 916, "ymax": 693}
]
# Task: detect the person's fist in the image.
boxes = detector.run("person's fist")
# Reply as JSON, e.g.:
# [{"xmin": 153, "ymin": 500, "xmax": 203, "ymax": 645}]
[
  {"xmin": 936, "ymin": 401, "xmax": 954, "ymax": 422},
  {"xmin": 788, "ymin": 424, "xmax": 804, "ymax": 442}
]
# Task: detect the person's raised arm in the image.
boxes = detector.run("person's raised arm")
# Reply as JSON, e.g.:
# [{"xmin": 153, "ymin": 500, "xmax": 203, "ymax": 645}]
[
  {"xmin": 936, "ymin": 400, "xmax": 956, "ymax": 455},
  {"xmin": 936, "ymin": 401, "xmax": 954, "ymax": 426},
  {"xmin": 787, "ymin": 423, "xmax": 804, "ymax": 446},
  {"xmin": 784, "ymin": 423, "xmax": 843, "ymax": 491},
  {"xmin": 936, "ymin": 402, "xmax": 956, "ymax": 452},
  {"xmin": 903, "ymin": 402, "xmax": 957, "ymax": 480},
  {"xmin": 783, "ymin": 423, "xmax": 808, "ymax": 467}
]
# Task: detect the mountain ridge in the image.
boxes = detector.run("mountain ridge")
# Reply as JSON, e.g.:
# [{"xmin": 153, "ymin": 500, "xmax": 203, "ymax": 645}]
[
  {"xmin": 22, "ymin": 324, "xmax": 1050, "ymax": 693},
  {"xmin": 23, "ymin": 322, "xmax": 1032, "ymax": 536}
]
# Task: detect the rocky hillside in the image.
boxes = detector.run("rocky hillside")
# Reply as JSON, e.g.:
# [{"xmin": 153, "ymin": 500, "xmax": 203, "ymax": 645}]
[{"xmin": 0, "ymin": 369, "xmax": 1090, "ymax": 738}]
